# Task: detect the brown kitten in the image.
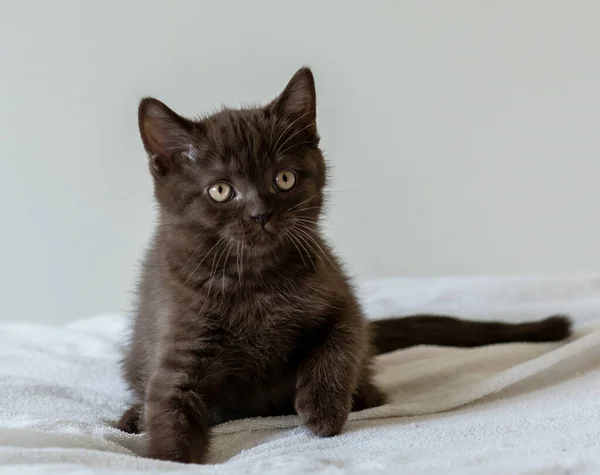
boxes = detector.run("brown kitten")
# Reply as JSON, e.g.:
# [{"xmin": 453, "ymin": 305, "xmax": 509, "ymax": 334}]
[{"xmin": 119, "ymin": 68, "xmax": 571, "ymax": 463}]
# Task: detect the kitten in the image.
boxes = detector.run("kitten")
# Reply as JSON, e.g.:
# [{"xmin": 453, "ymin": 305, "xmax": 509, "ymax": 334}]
[{"xmin": 119, "ymin": 67, "xmax": 571, "ymax": 463}]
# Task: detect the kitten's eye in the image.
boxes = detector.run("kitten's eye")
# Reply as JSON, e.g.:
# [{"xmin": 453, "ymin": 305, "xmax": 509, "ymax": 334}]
[
  {"xmin": 208, "ymin": 182, "xmax": 234, "ymax": 202},
  {"xmin": 274, "ymin": 169, "xmax": 297, "ymax": 191}
]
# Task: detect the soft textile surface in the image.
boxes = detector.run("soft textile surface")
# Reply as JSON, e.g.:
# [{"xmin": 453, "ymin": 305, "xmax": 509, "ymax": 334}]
[{"xmin": 2, "ymin": 275, "xmax": 600, "ymax": 474}]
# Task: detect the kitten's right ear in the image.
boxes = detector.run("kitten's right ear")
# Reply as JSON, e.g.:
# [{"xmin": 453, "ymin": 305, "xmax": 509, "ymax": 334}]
[
  {"xmin": 138, "ymin": 98, "xmax": 195, "ymax": 177},
  {"xmin": 270, "ymin": 67, "xmax": 318, "ymax": 136}
]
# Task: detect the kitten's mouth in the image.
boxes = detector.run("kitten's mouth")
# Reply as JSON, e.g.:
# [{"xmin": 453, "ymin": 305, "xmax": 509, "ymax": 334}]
[{"xmin": 248, "ymin": 228, "xmax": 277, "ymax": 247}]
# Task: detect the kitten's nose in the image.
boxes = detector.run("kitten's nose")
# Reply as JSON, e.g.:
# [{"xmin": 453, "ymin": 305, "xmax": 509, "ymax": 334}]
[{"xmin": 251, "ymin": 211, "xmax": 272, "ymax": 227}]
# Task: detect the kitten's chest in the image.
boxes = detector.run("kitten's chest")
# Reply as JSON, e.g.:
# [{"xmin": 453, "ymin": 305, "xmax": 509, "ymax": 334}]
[
  {"xmin": 222, "ymin": 279, "xmax": 318, "ymax": 319},
  {"xmin": 208, "ymin": 286, "xmax": 316, "ymax": 353}
]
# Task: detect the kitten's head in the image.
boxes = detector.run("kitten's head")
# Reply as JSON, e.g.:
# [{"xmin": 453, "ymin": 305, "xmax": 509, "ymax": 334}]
[{"xmin": 139, "ymin": 68, "xmax": 326, "ymax": 255}]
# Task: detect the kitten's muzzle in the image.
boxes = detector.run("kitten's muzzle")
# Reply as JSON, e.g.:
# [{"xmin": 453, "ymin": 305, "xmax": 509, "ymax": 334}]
[{"xmin": 251, "ymin": 211, "xmax": 272, "ymax": 227}]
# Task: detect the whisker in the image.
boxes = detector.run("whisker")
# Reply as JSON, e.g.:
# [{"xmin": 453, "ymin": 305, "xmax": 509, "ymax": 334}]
[
  {"xmin": 291, "ymin": 219, "xmax": 320, "ymax": 231},
  {"xmin": 222, "ymin": 242, "xmax": 233, "ymax": 294},
  {"xmin": 179, "ymin": 238, "xmax": 207, "ymax": 274},
  {"xmin": 286, "ymin": 193, "xmax": 320, "ymax": 212},
  {"xmin": 275, "ymin": 140, "xmax": 317, "ymax": 159},
  {"xmin": 274, "ymin": 121, "xmax": 316, "ymax": 158},
  {"xmin": 181, "ymin": 236, "xmax": 225, "ymax": 288},
  {"xmin": 289, "ymin": 206, "xmax": 323, "ymax": 214},
  {"xmin": 294, "ymin": 216, "xmax": 380, "ymax": 266},
  {"xmin": 294, "ymin": 228, "xmax": 325, "ymax": 274},
  {"xmin": 286, "ymin": 232, "xmax": 307, "ymax": 267},
  {"xmin": 198, "ymin": 238, "xmax": 229, "ymax": 315},
  {"xmin": 297, "ymin": 213, "xmax": 383, "ymax": 262},
  {"xmin": 292, "ymin": 232, "xmax": 316, "ymax": 270},
  {"xmin": 271, "ymin": 111, "xmax": 314, "ymax": 156},
  {"xmin": 237, "ymin": 231, "xmax": 245, "ymax": 286},
  {"xmin": 294, "ymin": 225, "xmax": 339, "ymax": 273},
  {"xmin": 235, "ymin": 242, "xmax": 241, "ymax": 286}
]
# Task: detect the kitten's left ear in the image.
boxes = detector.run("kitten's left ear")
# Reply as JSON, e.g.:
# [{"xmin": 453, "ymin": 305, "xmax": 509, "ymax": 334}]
[{"xmin": 270, "ymin": 67, "xmax": 318, "ymax": 138}]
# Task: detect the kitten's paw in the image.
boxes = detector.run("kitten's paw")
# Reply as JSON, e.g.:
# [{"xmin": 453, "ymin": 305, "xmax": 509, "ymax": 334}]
[
  {"xmin": 295, "ymin": 393, "xmax": 349, "ymax": 437},
  {"xmin": 146, "ymin": 423, "xmax": 209, "ymax": 463},
  {"xmin": 118, "ymin": 404, "xmax": 143, "ymax": 434},
  {"xmin": 305, "ymin": 416, "xmax": 345, "ymax": 437},
  {"xmin": 147, "ymin": 434, "xmax": 191, "ymax": 463}
]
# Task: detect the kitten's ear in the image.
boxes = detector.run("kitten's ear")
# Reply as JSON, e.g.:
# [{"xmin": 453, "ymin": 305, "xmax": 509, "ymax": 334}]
[
  {"xmin": 138, "ymin": 98, "xmax": 196, "ymax": 177},
  {"xmin": 270, "ymin": 67, "xmax": 318, "ymax": 137}
]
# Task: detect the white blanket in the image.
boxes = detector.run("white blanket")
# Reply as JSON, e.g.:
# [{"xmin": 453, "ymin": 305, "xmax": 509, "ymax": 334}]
[{"xmin": 2, "ymin": 275, "xmax": 600, "ymax": 474}]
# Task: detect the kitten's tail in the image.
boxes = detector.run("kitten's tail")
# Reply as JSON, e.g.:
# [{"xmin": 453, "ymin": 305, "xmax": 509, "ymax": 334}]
[{"xmin": 371, "ymin": 314, "xmax": 572, "ymax": 355}]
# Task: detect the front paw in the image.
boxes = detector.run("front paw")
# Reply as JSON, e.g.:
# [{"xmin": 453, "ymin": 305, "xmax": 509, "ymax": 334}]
[
  {"xmin": 147, "ymin": 433, "xmax": 190, "ymax": 463},
  {"xmin": 295, "ymin": 390, "xmax": 350, "ymax": 437},
  {"xmin": 118, "ymin": 404, "xmax": 142, "ymax": 434},
  {"xmin": 146, "ymin": 422, "xmax": 209, "ymax": 464}
]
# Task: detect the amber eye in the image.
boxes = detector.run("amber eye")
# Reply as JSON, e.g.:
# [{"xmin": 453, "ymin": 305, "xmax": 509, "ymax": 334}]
[
  {"xmin": 274, "ymin": 169, "xmax": 297, "ymax": 191},
  {"xmin": 208, "ymin": 182, "xmax": 233, "ymax": 202}
]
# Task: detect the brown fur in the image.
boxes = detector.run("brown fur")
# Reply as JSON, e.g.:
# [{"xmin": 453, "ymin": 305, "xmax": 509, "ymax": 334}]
[{"xmin": 119, "ymin": 68, "xmax": 571, "ymax": 463}]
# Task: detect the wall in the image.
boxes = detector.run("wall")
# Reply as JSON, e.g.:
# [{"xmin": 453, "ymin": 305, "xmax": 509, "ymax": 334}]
[{"xmin": 1, "ymin": 0, "xmax": 599, "ymax": 323}]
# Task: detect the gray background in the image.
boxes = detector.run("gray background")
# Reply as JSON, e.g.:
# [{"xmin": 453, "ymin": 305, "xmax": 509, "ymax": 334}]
[{"xmin": 2, "ymin": 0, "xmax": 599, "ymax": 323}]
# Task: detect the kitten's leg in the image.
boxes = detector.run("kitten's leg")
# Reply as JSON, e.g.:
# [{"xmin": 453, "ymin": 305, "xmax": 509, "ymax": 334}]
[
  {"xmin": 143, "ymin": 333, "xmax": 227, "ymax": 464},
  {"xmin": 144, "ymin": 363, "xmax": 210, "ymax": 463},
  {"xmin": 295, "ymin": 316, "xmax": 365, "ymax": 437}
]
